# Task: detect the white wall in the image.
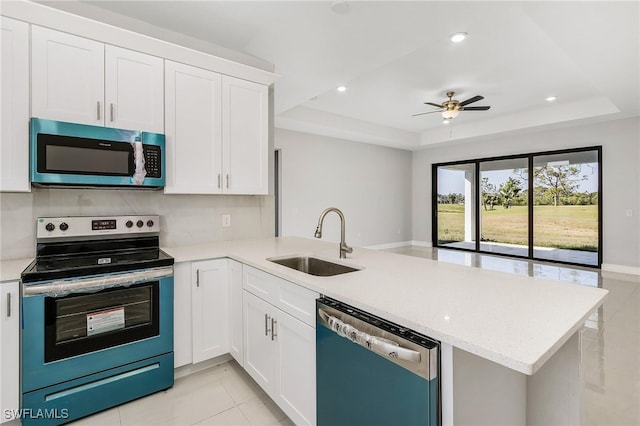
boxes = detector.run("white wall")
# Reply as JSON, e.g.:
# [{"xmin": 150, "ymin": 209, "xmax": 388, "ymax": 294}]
[
  {"xmin": 412, "ymin": 117, "xmax": 640, "ymax": 269},
  {"xmin": 0, "ymin": 189, "xmax": 274, "ymax": 260},
  {"xmin": 275, "ymin": 128, "xmax": 412, "ymax": 248}
]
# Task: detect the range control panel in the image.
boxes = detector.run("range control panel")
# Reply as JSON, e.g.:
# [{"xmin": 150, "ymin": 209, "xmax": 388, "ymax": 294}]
[{"xmin": 37, "ymin": 215, "xmax": 160, "ymax": 239}]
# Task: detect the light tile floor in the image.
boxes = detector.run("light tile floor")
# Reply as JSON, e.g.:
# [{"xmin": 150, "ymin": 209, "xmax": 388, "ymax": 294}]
[
  {"xmin": 71, "ymin": 246, "xmax": 638, "ymax": 426},
  {"xmin": 70, "ymin": 361, "xmax": 293, "ymax": 426}
]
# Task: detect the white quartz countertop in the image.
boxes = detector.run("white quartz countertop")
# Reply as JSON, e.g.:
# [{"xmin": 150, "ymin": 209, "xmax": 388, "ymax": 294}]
[
  {"xmin": 0, "ymin": 257, "xmax": 33, "ymax": 283},
  {"xmin": 164, "ymin": 236, "xmax": 608, "ymax": 375}
]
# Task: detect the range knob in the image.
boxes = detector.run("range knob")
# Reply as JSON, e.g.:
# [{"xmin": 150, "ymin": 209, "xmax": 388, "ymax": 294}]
[
  {"xmin": 126, "ymin": 220, "xmax": 134, "ymax": 228},
  {"xmin": 136, "ymin": 220, "xmax": 144, "ymax": 228},
  {"xmin": 146, "ymin": 219, "xmax": 154, "ymax": 228},
  {"xmin": 59, "ymin": 222, "xmax": 69, "ymax": 231},
  {"xmin": 45, "ymin": 223, "xmax": 55, "ymax": 232}
]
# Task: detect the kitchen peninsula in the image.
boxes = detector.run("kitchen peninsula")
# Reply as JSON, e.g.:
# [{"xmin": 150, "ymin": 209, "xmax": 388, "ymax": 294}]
[{"xmin": 166, "ymin": 236, "xmax": 607, "ymax": 426}]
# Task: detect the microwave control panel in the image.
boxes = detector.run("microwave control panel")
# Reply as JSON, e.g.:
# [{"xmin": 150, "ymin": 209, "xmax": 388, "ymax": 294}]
[{"xmin": 144, "ymin": 146, "xmax": 162, "ymax": 178}]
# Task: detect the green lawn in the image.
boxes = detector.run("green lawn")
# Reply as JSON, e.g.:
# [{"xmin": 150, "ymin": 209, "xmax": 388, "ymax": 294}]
[{"xmin": 437, "ymin": 204, "xmax": 598, "ymax": 251}]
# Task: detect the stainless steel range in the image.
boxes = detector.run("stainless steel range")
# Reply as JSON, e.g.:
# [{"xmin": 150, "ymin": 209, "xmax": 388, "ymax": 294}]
[{"xmin": 20, "ymin": 215, "xmax": 174, "ymax": 425}]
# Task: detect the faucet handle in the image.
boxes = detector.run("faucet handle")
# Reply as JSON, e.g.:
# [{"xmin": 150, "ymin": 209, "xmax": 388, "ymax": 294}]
[{"xmin": 340, "ymin": 242, "xmax": 353, "ymax": 258}]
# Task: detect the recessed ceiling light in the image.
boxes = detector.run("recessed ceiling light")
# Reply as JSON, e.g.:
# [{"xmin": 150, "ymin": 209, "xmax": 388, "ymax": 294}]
[
  {"xmin": 336, "ymin": 85, "xmax": 347, "ymax": 93},
  {"xmin": 450, "ymin": 32, "xmax": 467, "ymax": 43},
  {"xmin": 546, "ymin": 96, "xmax": 558, "ymax": 102}
]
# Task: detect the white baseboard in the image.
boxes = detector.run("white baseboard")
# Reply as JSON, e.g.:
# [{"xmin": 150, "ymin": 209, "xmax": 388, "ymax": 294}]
[
  {"xmin": 365, "ymin": 240, "xmax": 433, "ymax": 250},
  {"xmin": 601, "ymin": 263, "xmax": 640, "ymax": 276}
]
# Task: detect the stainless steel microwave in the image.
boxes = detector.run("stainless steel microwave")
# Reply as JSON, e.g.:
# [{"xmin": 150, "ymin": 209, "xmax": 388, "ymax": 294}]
[{"xmin": 30, "ymin": 118, "xmax": 165, "ymax": 189}]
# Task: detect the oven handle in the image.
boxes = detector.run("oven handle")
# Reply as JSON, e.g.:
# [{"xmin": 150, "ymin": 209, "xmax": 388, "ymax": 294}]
[{"xmin": 23, "ymin": 266, "xmax": 173, "ymax": 297}]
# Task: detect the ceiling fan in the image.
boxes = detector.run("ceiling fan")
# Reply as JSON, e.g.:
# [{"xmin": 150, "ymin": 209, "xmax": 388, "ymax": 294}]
[{"xmin": 413, "ymin": 91, "xmax": 491, "ymax": 120}]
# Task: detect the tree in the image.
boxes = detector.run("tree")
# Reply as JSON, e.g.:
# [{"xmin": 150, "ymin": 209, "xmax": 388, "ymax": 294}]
[
  {"xmin": 499, "ymin": 177, "xmax": 522, "ymax": 209},
  {"xmin": 534, "ymin": 165, "xmax": 587, "ymax": 207},
  {"xmin": 481, "ymin": 177, "xmax": 499, "ymax": 211}
]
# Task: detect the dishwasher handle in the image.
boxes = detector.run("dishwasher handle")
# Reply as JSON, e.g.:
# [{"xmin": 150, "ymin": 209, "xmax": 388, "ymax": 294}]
[{"xmin": 318, "ymin": 309, "xmax": 421, "ymax": 364}]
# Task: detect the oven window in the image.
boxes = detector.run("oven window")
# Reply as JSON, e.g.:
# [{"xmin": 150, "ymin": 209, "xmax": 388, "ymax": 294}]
[{"xmin": 44, "ymin": 282, "xmax": 159, "ymax": 362}]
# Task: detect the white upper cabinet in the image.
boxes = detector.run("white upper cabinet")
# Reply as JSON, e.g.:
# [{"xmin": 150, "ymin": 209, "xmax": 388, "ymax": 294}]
[
  {"xmin": 165, "ymin": 62, "xmax": 269, "ymax": 195},
  {"xmin": 31, "ymin": 26, "xmax": 164, "ymax": 132},
  {"xmin": 164, "ymin": 60, "xmax": 222, "ymax": 194},
  {"xmin": 0, "ymin": 17, "xmax": 30, "ymax": 192},
  {"xmin": 222, "ymin": 76, "xmax": 269, "ymax": 195},
  {"xmin": 32, "ymin": 26, "xmax": 105, "ymax": 126},
  {"xmin": 104, "ymin": 45, "xmax": 164, "ymax": 133}
]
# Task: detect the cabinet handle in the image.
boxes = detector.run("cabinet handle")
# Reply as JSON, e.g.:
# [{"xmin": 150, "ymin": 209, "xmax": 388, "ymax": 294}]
[
  {"xmin": 6, "ymin": 292, "xmax": 10, "ymax": 318},
  {"xmin": 264, "ymin": 313, "xmax": 270, "ymax": 336},
  {"xmin": 196, "ymin": 269, "xmax": 200, "ymax": 287},
  {"xmin": 217, "ymin": 174, "xmax": 221, "ymax": 189},
  {"xmin": 271, "ymin": 318, "xmax": 277, "ymax": 341},
  {"xmin": 110, "ymin": 103, "xmax": 114, "ymax": 122},
  {"xmin": 97, "ymin": 101, "xmax": 101, "ymax": 120},
  {"xmin": 226, "ymin": 174, "xmax": 230, "ymax": 189}
]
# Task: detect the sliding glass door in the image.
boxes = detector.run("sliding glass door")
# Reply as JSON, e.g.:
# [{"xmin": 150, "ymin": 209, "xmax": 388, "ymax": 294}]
[
  {"xmin": 432, "ymin": 147, "xmax": 601, "ymax": 267},
  {"xmin": 479, "ymin": 158, "xmax": 529, "ymax": 257},
  {"xmin": 434, "ymin": 163, "xmax": 476, "ymax": 249},
  {"xmin": 532, "ymin": 151, "xmax": 600, "ymax": 265}
]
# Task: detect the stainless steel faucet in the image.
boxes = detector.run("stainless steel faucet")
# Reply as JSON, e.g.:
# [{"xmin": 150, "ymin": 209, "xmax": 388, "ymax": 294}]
[{"xmin": 314, "ymin": 207, "xmax": 353, "ymax": 259}]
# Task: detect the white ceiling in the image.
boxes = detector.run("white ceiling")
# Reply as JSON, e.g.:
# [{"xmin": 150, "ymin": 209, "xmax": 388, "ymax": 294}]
[{"xmin": 36, "ymin": 1, "xmax": 640, "ymax": 150}]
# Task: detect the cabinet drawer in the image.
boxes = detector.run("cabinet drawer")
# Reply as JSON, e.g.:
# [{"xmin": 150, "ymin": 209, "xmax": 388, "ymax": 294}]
[
  {"xmin": 243, "ymin": 265, "xmax": 279, "ymax": 302},
  {"xmin": 277, "ymin": 280, "xmax": 318, "ymax": 328},
  {"xmin": 243, "ymin": 265, "xmax": 318, "ymax": 326}
]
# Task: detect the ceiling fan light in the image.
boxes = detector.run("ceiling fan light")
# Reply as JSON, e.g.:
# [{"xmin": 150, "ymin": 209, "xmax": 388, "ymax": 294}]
[
  {"xmin": 450, "ymin": 32, "xmax": 467, "ymax": 43},
  {"xmin": 443, "ymin": 119, "xmax": 451, "ymax": 124},
  {"xmin": 441, "ymin": 109, "xmax": 460, "ymax": 120}
]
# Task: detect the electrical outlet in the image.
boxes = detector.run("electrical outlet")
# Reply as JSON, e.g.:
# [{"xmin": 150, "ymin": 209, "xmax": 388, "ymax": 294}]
[
  {"xmin": 222, "ymin": 214, "xmax": 231, "ymax": 227},
  {"xmin": 626, "ymin": 209, "xmax": 633, "ymax": 217}
]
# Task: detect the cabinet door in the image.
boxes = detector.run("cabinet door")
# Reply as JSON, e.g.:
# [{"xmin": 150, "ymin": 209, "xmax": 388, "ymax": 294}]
[
  {"xmin": 0, "ymin": 17, "xmax": 30, "ymax": 192},
  {"xmin": 165, "ymin": 61, "xmax": 223, "ymax": 194},
  {"xmin": 173, "ymin": 262, "xmax": 192, "ymax": 368},
  {"xmin": 243, "ymin": 290, "xmax": 276, "ymax": 394},
  {"xmin": 275, "ymin": 310, "xmax": 316, "ymax": 426},
  {"xmin": 0, "ymin": 281, "xmax": 20, "ymax": 423},
  {"xmin": 222, "ymin": 76, "xmax": 269, "ymax": 195},
  {"xmin": 192, "ymin": 259, "xmax": 229, "ymax": 364},
  {"xmin": 31, "ymin": 26, "xmax": 104, "ymax": 126},
  {"xmin": 105, "ymin": 45, "xmax": 164, "ymax": 133},
  {"xmin": 229, "ymin": 260, "xmax": 244, "ymax": 366}
]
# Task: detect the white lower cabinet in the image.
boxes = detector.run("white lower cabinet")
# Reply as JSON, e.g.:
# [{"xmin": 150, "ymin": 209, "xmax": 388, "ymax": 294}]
[
  {"xmin": 173, "ymin": 259, "xmax": 229, "ymax": 368},
  {"xmin": 0, "ymin": 281, "xmax": 19, "ymax": 423},
  {"xmin": 243, "ymin": 266, "xmax": 318, "ymax": 426},
  {"xmin": 228, "ymin": 259, "xmax": 244, "ymax": 366},
  {"xmin": 173, "ymin": 260, "xmax": 317, "ymax": 425},
  {"xmin": 191, "ymin": 259, "xmax": 229, "ymax": 363}
]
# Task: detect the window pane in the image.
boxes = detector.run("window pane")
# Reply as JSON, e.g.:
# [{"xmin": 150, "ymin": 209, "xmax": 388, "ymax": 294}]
[
  {"xmin": 436, "ymin": 163, "xmax": 476, "ymax": 249},
  {"xmin": 479, "ymin": 158, "xmax": 529, "ymax": 257},
  {"xmin": 532, "ymin": 150, "xmax": 599, "ymax": 266}
]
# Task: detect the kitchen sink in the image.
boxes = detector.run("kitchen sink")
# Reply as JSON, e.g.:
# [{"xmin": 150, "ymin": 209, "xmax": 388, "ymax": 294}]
[{"xmin": 267, "ymin": 256, "xmax": 361, "ymax": 277}]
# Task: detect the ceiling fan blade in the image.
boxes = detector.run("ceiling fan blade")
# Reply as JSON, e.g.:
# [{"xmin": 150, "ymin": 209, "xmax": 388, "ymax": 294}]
[
  {"xmin": 424, "ymin": 102, "xmax": 444, "ymax": 108},
  {"xmin": 459, "ymin": 95, "xmax": 484, "ymax": 107},
  {"xmin": 412, "ymin": 110, "xmax": 442, "ymax": 117},
  {"xmin": 460, "ymin": 105, "xmax": 491, "ymax": 111}
]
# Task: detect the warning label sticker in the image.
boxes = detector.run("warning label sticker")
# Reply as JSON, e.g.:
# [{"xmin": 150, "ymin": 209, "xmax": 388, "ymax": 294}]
[{"xmin": 87, "ymin": 307, "xmax": 125, "ymax": 336}]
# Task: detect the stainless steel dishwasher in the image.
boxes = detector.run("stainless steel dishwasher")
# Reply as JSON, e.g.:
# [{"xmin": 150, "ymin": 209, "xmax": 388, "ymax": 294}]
[{"xmin": 316, "ymin": 297, "xmax": 440, "ymax": 426}]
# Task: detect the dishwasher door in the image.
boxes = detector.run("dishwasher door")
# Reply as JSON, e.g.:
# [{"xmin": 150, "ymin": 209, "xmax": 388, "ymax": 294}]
[{"xmin": 316, "ymin": 297, "xmax": 440, "ymax": 426}]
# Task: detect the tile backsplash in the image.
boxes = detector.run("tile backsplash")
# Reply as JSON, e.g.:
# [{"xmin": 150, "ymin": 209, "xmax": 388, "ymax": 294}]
[{"xmin": 0, "ymin": 188, "xmax": 275, "ymax": 260}]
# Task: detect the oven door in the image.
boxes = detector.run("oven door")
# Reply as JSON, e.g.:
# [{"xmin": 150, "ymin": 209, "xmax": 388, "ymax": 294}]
[{"xmin": 21, "ymin": 267, "xmax": 174, "ymax": 393}]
